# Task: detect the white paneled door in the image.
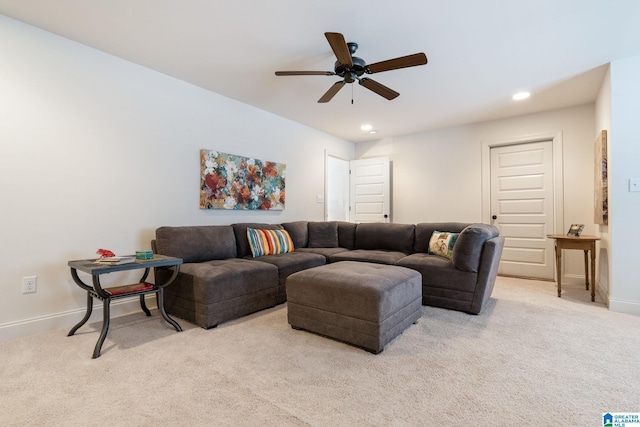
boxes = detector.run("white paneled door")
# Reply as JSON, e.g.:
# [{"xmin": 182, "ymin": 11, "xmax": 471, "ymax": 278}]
[
  {"xmin": 349, "ymin": 157, "xmax": 390, "ymax": 223},
  {"xmin": 490, "ymin": 141, "xmax": 555, "ymax": 279},
  {"xmin": 326, "ymin": 155, "xmax": 350, "ymax": 221}
]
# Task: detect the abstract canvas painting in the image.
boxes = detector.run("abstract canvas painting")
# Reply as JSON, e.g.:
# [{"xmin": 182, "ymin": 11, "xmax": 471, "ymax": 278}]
[
  {"xmin": 594, "ymin": 130, "xmax": 608, "ymax": 225},
  {"xmin": 200, "ymin": 150, "xmax": 286, "ymax": 210}
]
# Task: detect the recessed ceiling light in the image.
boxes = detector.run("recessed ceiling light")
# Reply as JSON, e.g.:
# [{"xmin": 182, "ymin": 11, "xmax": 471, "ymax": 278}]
[
  {"xmin": 360, "ymin": 124, "xmax": 373, "ymax": 131},
  {"xmin": 512, "ymin": 92, "xmax": 530, "ymax": 101}
]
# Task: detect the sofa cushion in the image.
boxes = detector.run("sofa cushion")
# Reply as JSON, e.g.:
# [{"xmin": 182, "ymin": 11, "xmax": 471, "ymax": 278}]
[
  {"xmin": 296, "ymin": 247, "xmax": 350, "ymax": 259},
  {"xmin": 161, "ymin": 258, "xmax": 279, "ymax": 328},
  {"xmin": 247, "ymin": 251, "xmax": 326, "ymax": 304},
  {"xmin": 414, "ymin": 222, "xmax": 470, "ymax": 253},
  {"xmin": 452, "ymin": 224, "xmax": 500, "ymax": 272},
  {"xmin": 337, "ymin": 221, "xmax": 357, "ymax": 249},
  {"xmin": 395, "ymin": 253, "xmax": 478, "ymax": 293},
  {"xmin": 355, "ymin": 223, "xmax": 415, "ymax": 254},
  {"xmin": 155, "ymin": 226, "xmax": 237, "ymax": 263},
  {"xmin": 427, "ymin": 231, "xmax": 459, "ymax": 259},
  {"xmin": 232, "ymin": 223, "xmax": 283, "ymax": 258},
  {"xmin": 329, "ymin": 249, "xmax": 409, "ymax": 265},
  {"xmin": 282, "ymin": 221, "xmax": 309, "ymax": 248},
  {"xmin": 308, "ymin": 221, "xmax": 339, "ymax": 248},
  {"xmin": 247, "ymin": 228, "xmax": 295, "ymax": 257}
]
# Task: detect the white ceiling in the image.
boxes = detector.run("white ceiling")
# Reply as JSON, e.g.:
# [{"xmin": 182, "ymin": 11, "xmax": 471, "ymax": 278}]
[{"xmin": 1, "ymin": 1, "xmax": 639, "ymax": 142}]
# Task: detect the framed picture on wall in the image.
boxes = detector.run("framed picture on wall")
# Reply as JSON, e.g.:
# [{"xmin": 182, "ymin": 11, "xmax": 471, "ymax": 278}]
[{"xmin": 567, "ymin": 224, "xmax": 584, "ymax": 236}]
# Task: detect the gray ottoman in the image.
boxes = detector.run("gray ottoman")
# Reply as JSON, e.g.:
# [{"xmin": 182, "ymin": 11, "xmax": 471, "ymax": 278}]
[{"xmin": 286, "ymin": 261, "xmax": 422, "ymax": 354}]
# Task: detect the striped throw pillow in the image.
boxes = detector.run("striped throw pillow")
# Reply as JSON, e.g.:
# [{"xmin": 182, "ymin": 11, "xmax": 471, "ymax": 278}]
[{"xmin": 246, "ymin": 228, "xmax": 295, "ymax": 257}]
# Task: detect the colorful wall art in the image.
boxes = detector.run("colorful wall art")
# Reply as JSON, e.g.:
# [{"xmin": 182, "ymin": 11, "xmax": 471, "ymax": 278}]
[
  {"xmin": 594, "ymin": 130, "xmax": 608, "ymax": 225},
  {"xmin": 200, "ymin": 149, "xmax": 286, "ymax": 210}
]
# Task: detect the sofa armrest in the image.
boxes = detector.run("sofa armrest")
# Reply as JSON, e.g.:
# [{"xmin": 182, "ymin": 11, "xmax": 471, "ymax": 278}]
[
  {"xmin": 469, "ymin": 236, "xmax": 505, "ymax": 314},
  {"xmin": 451, "ymin": 223, "xmax": 499, "ymax": 272}
]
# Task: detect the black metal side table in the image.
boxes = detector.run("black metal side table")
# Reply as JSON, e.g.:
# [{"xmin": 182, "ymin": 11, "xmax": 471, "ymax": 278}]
[{"xmin": 67, "ymin": 255, "xmax": 183, "ymax": 358}]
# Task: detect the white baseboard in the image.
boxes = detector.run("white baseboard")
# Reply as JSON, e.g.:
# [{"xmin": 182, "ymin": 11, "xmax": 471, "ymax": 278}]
[
  {"xmin": 563, "ymin": 273, "xmax": 590, "ymax": 285},
  {"xmin": 0, "ymin": 295, "xmax": 157, "ymax": 343},
  {"xmin": 608, "ymin": 297, "xmax": 640, "ymax": 316}
]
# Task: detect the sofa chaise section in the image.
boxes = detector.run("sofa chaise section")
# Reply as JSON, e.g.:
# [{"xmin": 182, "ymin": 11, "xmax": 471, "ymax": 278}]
[
  {"xmin": 154, "ymin": 225, "xmax": 280, "ymax": 328},
  {"xmin": 162, "ymin": 259, "xmax": 279, "ymax": 329}
]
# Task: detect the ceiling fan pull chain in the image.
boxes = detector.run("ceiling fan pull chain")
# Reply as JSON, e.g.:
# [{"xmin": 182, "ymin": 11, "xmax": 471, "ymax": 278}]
[{"xmin": 351, "ymin": 84, "xmax": 354, "ymax": 104}]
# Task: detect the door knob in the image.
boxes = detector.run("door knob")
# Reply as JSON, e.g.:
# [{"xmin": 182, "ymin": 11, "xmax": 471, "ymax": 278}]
[{"xmin": 492, "ymin": 215, "xmax": 497, "ymax": 220}]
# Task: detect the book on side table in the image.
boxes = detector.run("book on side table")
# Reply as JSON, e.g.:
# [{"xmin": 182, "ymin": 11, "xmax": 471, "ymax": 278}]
[
  {"xmin": 104, "ymin": 283, "xmax": 154, "ymax": 296},
  {"xmin": 94, "ymin": 256, "xmax": 135, "ymax": 265}
]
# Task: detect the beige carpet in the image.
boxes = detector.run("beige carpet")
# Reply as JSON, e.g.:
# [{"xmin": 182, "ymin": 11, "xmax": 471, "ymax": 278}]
[{"xmin": 1, "ymin": 276, "xmax": 638, "ymax": 426}]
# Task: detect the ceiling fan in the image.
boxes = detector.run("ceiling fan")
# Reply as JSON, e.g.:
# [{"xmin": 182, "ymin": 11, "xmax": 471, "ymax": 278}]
[{"xmin": 275, "ymin": 32, "xmax": 428, "ymax": 103}]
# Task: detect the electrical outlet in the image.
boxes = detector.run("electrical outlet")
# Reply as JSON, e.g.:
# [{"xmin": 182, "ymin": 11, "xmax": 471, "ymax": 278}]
[{"xmin": 22, "ymin": 276, "xmax": 37, "ymax": 294}]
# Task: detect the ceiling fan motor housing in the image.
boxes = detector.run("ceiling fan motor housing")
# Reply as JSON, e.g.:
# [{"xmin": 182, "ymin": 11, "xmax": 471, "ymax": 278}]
[{"xmin": 334, "ymin": 56, "xmax": 367, "ymax": 81}]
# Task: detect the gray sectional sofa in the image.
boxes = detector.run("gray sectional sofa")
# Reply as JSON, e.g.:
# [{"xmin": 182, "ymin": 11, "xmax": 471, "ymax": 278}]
[{"xmin": 153, "ymin": 221, "xmax": 504, "ymax": 329}]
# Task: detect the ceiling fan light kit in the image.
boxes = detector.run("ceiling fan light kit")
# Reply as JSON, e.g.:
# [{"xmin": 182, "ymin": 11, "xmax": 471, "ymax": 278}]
[{"xmin": 275, "ymin": 32, "xmax": 427, "ymax": 103}]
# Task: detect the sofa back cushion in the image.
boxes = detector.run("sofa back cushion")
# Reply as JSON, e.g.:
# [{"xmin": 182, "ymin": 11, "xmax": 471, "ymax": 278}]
[
  {"xmin": 308, "ymin": 221, "xmax": 339, "ymax": 248},
  {"xmin": 282, "ymin": 221, "xmax": 309, "ymax": 248},
  {"xmin": 337, "ymin": 221, "xmax": 357, "ymax": 249},
  {"xmin": 452, "ymin": 224, "xmax": 500, "ymax": 272},
  {"xmin": 155, "ymin": 226, "xmax": 237, "ymax": 263},
  {"xmin": 414, "ymin": 222, "xmax": 470, "ymax": 253},
  {"xmin": 232, "ymin": 223, "xmax": 283, "ymax": 258},
  {"xmin": 355, "ymin": 223, "xmax": 415, "ymax": 253}
]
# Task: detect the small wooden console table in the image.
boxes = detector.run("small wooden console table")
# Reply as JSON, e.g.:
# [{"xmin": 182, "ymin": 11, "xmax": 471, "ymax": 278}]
[
  {"xmin": 67, "ymin": 255, "xmax": 183, "ymax": 358},
  {"xmin": 546, "ymin": 234, "xmax": 600, "ymax": 302}
]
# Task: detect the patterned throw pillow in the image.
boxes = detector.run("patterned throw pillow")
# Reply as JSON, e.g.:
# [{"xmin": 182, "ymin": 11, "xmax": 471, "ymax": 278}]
[
  {"xmin": 427, "ymin": 231, "xmax": 459, "ymax": 260},
  {"xmin": 247, "ymin": 228, "xmax": 295, "ymax": 257}
]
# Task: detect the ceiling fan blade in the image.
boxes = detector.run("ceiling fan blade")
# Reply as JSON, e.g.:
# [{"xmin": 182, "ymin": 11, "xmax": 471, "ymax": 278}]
[
  {"xmin": 324, "ymin": 32, "xmax": 353, "ymax": 66},
  {"xmin": 318, "ymin": 81, "xmax": 346, "ymax": 103},
  {"xmin": 366, "ymin": 53, "xmax": 428, "ymax": 74},
  {"xmin": 359, "ymin": 78, "xmax": 399, "ymax": 100},
  {"xmin": 275, "ymin": 71, "xmax": 335, "ymax": 76}
]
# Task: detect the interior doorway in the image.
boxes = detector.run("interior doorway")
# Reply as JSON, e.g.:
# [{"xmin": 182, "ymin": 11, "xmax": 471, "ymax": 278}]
[
  {"xmin": 325, "ymin": 154, "xmax": 391, "ymax": 223},
  {"xmin": 349, "ymin": 157, "xmax": 390, "ymax": 223},
  {"xmin": 325, "ymin": 155, "xmax": 350, "ymax": 221},
  {"xmin": 482, "ymin": 133, "xmax": 564, "ymax": 280}
]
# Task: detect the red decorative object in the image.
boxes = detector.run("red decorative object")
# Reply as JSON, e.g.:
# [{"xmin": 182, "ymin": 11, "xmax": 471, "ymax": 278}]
[{"xmin": 96, "ymin": 248, "xmax": 115, "ymax": 258}]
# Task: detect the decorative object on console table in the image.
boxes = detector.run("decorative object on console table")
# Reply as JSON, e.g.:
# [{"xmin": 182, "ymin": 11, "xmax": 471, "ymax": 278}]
[
  {"xmin": 567, "ymin": 224, "xmax": 584, "ymax": 236},
  {"xmin": 594, "ymin": 130, "xmax": 608, "ymax": 225},
  {"xmin": 95, "ymin": 248, "xmax": 135, "ymax": 264},
  {"xmin": 199, "ymin": 149, "xmax": 286, "ymax": 210},
  {"xmin": 96, "ymin": 248, "xmax": 115, "ymax": 258},
  {"xmin": 135, "ymin": 250, "xmax": 154, "ymax": 260}
]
